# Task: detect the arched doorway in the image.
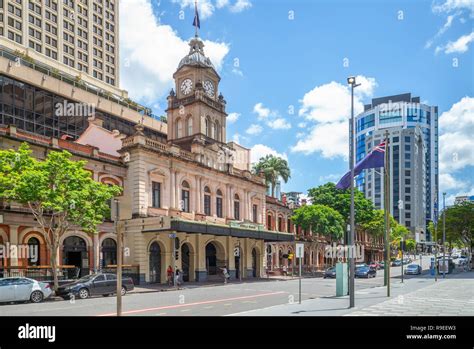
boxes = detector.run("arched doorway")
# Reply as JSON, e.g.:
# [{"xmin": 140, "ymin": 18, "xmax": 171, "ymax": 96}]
[
  {"xmin": 234, "ymin": 246, "xmax": 241, "ymax": 280},
  {"xmin": 252, "ymin": 248, "xmax": 258, "ymax": 277},
  {"xmin": 149, "ymin": 242, "xmax": 161, "ymax": 283},
  {"xmin": 63, "ymin": 236, "xmax": 88, "ymax": 278},
  {"xmin": 181, "ymin": 243, "xmax": 191, "ymax": 282},
  {"xmin": 206, "ymin": 243, "xmax": 217, "ymax": 275},
  {"xmin": 101, "ymin": 238, "xmax": 117, "ymax": 268}
]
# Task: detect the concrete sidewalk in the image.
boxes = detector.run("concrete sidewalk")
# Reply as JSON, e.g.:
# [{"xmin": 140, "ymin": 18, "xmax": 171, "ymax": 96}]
[{"xmin": 230, "ymin": 271, "xmax": 474, "ymax": 316}]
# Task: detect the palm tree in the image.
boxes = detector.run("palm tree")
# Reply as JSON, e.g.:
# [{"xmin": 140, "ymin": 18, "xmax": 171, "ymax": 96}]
[{"xmin": 252, "ymin": 155, "xmax": 291, "ymax": 198}]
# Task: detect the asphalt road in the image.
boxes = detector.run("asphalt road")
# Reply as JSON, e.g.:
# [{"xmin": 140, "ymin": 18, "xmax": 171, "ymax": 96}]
[{"xmin": 0, "ymin": 256, "xmax": 434, "ymax": 316}]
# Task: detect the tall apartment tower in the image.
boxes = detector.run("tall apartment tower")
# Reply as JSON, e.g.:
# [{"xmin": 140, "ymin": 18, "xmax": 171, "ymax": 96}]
[
  {"xmin": 0, "ymin": 0, "xmax": 120, "ymax": 93},
  {"xmin": 355, "ymin": 93, "xmax": 439, "ymax": 242}
]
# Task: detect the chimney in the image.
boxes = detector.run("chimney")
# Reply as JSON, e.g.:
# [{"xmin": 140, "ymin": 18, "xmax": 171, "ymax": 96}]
[{"xmin": 282, "ymin": 194, "xmax": 287, "ymax": 206}]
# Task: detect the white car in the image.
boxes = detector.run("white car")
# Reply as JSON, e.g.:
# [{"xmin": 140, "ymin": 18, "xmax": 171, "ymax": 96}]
[{"xmin": 0, "ymin": 277, "xmax": 52, "ymax": 303}]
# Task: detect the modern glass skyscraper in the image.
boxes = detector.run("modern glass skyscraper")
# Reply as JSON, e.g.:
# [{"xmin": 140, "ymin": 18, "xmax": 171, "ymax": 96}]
[{"xmin": 355, "ymin": 93, "xmax": 439, "ymax": 242}]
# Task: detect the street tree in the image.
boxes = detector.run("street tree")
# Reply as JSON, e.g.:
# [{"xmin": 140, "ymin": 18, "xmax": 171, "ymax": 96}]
[
  {"xmin": 0, "ymin": 143, "xmax": 122, "ymax": 290},
  {"xmin": 308, "ymin": 182, "xmax": 375, "ymax": 225},
  {"xmin": 291, "ymin": 204, "xmax": 345, "ymax": 242}
]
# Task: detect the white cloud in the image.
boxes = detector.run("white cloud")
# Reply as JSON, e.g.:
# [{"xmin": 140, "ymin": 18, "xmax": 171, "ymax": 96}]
[
  {"xmin": 172, "ymin": 0, "xmax": 215, "ymax": 19},
  {"xmin": 439, "ymin": 96, "xmax": 474, "ymax": 173},
  {"xmin": 250, "ymin": 144, "xmax": 288, "ymax": 163},
  {"xmin": 291, "ymin": 75, "xmax": 376, "ymax": 158},
  {"xmin": 439, "ymin": 173, "xmax": 468, "ymax": 191},
  {"xmin": 444, "ymin": 31, "xmax": 474, "ymax": 53},
  {"xmin": 227, "ymin": 112, "xmax": 240, "ymax": 123},
  {"xmin": 253, "ymin": 102, "xmax": 272, "ymax": 120},
  {"xmin": 120, "ymin": 0, "xmax": 230, "ymax": 105},
  {"xmin": 297, "ymin": 122, "xmax": 307, "ymax": 128},
  {"xmin": 174, "ymin": 0, "xmax": 252, "ymax": 18},
  {"xmin": 230, "ymin": 0, "xmax": 252, "ymax": 12},
  {"xmin": 267, "ymin": 118, "xmax": 291, "ymax": 130},
  {"xmin": 425, "ymin": 14, "xmax": 456, "ymax": 49},
  {"xmin": 432, "ymin": 0, "xmax": 474, "ymax": 14},
  {"xmin": 246, "ymin": 124, "xmax": 263, "ymax": 135},
  {"xmin": 291, "ymin": 120, "xmax": 349, "ymax": 159}
]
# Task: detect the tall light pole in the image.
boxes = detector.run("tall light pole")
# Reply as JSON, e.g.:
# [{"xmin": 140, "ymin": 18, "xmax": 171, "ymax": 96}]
[
  {"xmin": 347, "ymin": 76, "xmax": 360, "ymax": 308},
  {"xmin": 442, "ymin": 192, "xmax": 446, "ymax": 278},
  {"xmin": 114, "ymin": 199, "xmax": 122, "ymax": 317}
]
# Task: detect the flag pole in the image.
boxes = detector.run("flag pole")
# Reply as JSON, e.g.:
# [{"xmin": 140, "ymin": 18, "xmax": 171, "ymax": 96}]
[
  {"xmin": 384, "ymin": 130, "xmax": 391, "ymax": 297},
  {"xmin": 194, "ymin": 0, "xmax": 198, "ymax": 38}
]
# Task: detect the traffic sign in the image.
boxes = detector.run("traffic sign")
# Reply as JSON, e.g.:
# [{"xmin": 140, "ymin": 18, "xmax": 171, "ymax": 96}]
[
  {"xmin": 296, "ymin": 243, "xmax": 304, "ymax": 258},
  {"xmin": 169, "ymin": 233, "xmax": 176, "ymax": 239}
]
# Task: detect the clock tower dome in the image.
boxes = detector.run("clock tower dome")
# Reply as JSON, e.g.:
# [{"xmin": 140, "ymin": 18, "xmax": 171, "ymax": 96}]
[{"xmin": 166, "ymin": 37, "xmax": 228, "ymax": 149}]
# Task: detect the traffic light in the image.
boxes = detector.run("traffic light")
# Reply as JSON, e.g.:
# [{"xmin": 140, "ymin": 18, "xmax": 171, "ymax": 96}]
[{"xmin": 175, "ymin": 250, "xmax": 179, "ymax": 260}]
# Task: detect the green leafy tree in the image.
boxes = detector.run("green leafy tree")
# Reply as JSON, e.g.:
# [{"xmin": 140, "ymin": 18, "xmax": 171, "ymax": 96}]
[
  {"xmin": 390, "ymin": 224, "xmax": 410, "ymax": 249},
  {"xmin": 0, "ymin": 143, "xmax": 122, "ymax": 290},
  {"xmin": 439, "ymin": 202, "xmax": 474, "ymax": 252},
  {"xmin": 291, "ymin": 204, "xmax": 344, "ymax": 242},
  {"xmin": 252, "ymin": 155, "xmax": 291, "ymax": 198},
  {"xmin": 308, "ymin": 182, "xmax": 375, "ymax": 225},
  {"xmin": 362, "ymin": 209, "xmax": 397, "ymax": 261}
]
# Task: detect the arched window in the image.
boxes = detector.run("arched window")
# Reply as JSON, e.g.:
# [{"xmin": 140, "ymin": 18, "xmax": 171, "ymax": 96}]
[
  {"xmin": 186, "ymin": 117, "xmax": 193, "ymax": 136},
  {"xmin": 215, "ymin": 121, "xmax": 220, "ymax": 141},
  {"xmin": 176, "ymin": 118, "xmax": 183, "ymax": 138},
  {"xmin": 205, "ymin": 117, "xmax": 211, "ymax": 137},
  {"xmin": 204, "ymin": 186, "xmax": 211, "ymax": 216},
  {"xmin": 216, "ymin": 189, "xmax": 223, "ymax": 218},
  {"xmin": 234, "ymin": 193, "xmax": 240, "ymax": 220},
  {"xmin": 212, "ymin": 122, "xmax": 217, "ymax": 139},
  {"xmin": 267, "ymin": 214, "xmax": 273, "ymax": 230},
  {"xmin": 278, "ymin": 216, "xmax": 283, "ymax": 232},
  {"xmin": 27, "ymin": 237, "xmax": 40, "ymax": 266},
  {"xmin": 181, "ymin": 180, "xmax": 190, "ymax": 212}
]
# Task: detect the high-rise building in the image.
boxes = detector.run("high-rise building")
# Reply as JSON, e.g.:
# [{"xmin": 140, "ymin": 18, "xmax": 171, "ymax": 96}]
[
  {"xmin": 0, "ymin": 0, "xmax": 120, "ymax": 92},
  {"xmin": 355, "ymin": 93, "xmax": 439, "ymax": 242},
  {"xmin": 454, "ymin": 195, "xmax": 474, "ymax": 205}
]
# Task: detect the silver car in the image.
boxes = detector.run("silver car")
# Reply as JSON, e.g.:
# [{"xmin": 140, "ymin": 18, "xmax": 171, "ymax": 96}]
[{"xmin": 0, "ymin": 277, "xmax": 53, "ymax": 303}]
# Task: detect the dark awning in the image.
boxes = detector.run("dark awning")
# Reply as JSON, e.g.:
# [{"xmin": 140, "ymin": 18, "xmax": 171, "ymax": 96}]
[{"xmin": 143, "ymin": 219, "xmax": 294, "ymax": 242}]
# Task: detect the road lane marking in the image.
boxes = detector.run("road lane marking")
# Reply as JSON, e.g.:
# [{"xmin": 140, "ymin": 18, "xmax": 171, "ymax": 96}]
[{"xmin": 97, "ymin": 291, "xmax": 286, "ymax": 316}]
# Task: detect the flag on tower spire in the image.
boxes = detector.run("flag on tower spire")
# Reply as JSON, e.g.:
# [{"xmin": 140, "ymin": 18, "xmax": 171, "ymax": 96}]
[{"xmin": 193, "ymin": 0, "xmax": 200, "ymax": 37}]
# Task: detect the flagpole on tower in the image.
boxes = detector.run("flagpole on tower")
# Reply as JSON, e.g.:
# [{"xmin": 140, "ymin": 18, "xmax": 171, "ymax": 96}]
[{"xmin": 194, "ymin": 0, "xmax": 199, "ymax": 38}]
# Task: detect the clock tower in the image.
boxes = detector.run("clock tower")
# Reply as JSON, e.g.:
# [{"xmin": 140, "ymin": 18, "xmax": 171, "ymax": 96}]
[{"xmin": 166, "ymin": 37, "xmax": 228, "ymax": 149}]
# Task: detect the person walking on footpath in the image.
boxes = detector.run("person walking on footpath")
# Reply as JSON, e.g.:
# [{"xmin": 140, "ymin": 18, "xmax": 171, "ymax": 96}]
[
  {"xmin": 175, "ymin": 268, "xmax": 182, "ymax": 289},
  {"xmin": 167, "ymin": 265, "xmax": 173, "ymax": 286},
  {"xmin": 220, "ymin": 265, "xmax": 230, "ymax": 284}
]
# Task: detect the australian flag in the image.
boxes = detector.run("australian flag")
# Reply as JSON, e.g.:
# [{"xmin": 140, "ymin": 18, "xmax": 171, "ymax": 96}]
[
  {"xmin": 193, "ymin": 5, "xmax": 200, "ymax": 29},
  {"xmin": 336, "ymin": 141, "xmax": 386, "ymax": 190}
]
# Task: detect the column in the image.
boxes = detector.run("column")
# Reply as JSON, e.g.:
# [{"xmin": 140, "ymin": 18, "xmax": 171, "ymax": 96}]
[
  {"xmin": 175, "ymin": 171, "xmax": 180, "ymax": 209},
  {"xmin": 170, "ymin": 169, "xmax": 175, "ymax": 209},
  {"xmin": 9, "ymin": 225, "xmax": 20, "ymax": 267},
  {"xmin": 93, "ymin": 234, "xmax": 100, "ymax": 272}
]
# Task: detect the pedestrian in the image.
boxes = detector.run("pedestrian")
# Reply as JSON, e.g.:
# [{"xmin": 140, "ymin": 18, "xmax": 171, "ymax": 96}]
[
  {"xmin": 166, "ymin": 265, "xmax": 173, "ymax": 286},
  {"xmin": 220, "ymin": 265, "xmax": 230, "ymax": 284},
  {"xmin": 282, "ymin": 265, "xmax": 288, "ymax": 277},
  {"xmin": 175, "ymin": 268, "xmax": 182, "ymax": 289}
]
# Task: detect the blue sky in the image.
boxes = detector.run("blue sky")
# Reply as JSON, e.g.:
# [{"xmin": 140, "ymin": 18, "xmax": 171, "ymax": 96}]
[{"xmin": 120, "ymin": 0, "xmax": 474, "ymax": 204}]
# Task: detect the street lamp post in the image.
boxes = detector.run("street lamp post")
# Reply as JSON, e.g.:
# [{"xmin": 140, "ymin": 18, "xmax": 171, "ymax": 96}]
[
  {"xmin": 442, "ymin": 192, "xmax": 446, "ymax": 279},
  {"xmin": 347, "ymin": 76, "xmax": 360, "ymax": 308}
]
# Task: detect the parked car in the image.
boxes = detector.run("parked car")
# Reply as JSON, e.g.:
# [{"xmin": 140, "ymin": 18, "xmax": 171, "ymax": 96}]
[
  {"xmin": 323, "ymin": 267, "xmax": 336, "ymax": 279},
  {"xmin": 379, "ymin": 261, "xmax": 385, "ymax": 269},
  {"xmin": 355, "ymin": 266, "xmax": 377, "ymax": 278},
  {"xmin": 0, "ymin": 277, "xmax": 52, "ymax": 303},
  {"xmin": 404, "ymin": 264, "xmax": 422, "ymax": 275},
  {"xmin": 392, "ymin": 259, "xmax": 402, "ymax": 267},
  {"xmin": 368, "ymin": 261, "xmax": 382, "ymax": 270},
  {"xmin": 356, "ymin": 263, "xmax": 368, "ymax": 268},
  {"xmin": 56, "ymin": 273, "xmax": 134, "ymax": 300}
]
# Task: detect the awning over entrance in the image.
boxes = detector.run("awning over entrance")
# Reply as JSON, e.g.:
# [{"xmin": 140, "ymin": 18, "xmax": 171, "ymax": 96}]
[{"xmin": 143, "ymin": 219, "xmax": 294, "ymax": 242}]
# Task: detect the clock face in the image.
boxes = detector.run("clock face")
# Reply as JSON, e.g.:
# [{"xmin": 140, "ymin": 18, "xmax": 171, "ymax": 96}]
[
  {"xmin": 203, "ymin": 80, "xmax": 215, "ymax": 97},
  {"xmin": 180, "ymin": 78, "xmax": 193, "ymax": 95}
]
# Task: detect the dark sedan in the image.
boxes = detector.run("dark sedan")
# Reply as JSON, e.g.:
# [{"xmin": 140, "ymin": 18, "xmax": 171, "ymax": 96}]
[
  {"xmin": 355, "ymin": 266, "xmax": 377, "ymax": 278},
  {"xmin": 323, "ymin": 267, "xmax": 336, "ymax": 278},
  {"xmin": 56, "ymin": 273, "xmax": 134, "ymax": 300}
]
